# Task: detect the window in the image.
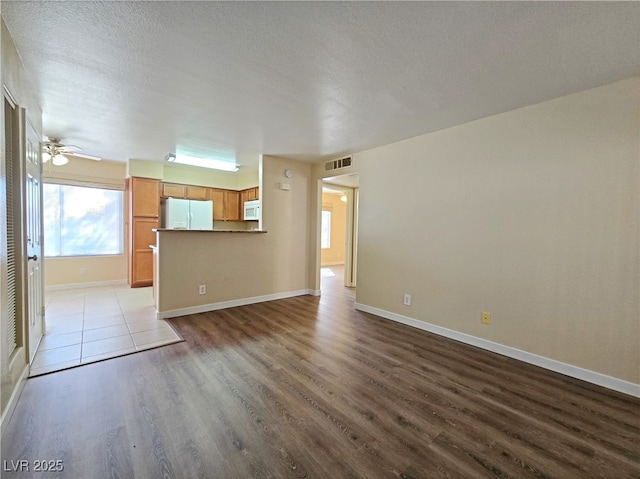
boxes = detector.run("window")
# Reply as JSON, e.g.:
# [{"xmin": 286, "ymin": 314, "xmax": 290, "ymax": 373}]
[
  {"xmin": 321, "ymin": 209, "xmax": 332, "ymax": 249},
  {"xmin": 44, "ymin": 183, "xmax": 123, "ymax": 257}
]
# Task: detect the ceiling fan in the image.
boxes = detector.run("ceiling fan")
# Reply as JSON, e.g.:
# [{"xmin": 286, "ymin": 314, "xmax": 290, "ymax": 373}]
[{"xmin": 42, "ymin": 137, "xmax": 102, "ymax": 166}]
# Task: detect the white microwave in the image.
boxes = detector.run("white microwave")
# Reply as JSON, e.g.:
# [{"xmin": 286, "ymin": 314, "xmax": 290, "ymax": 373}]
[{"xmin": 244, "ymin": 200, "xmax": 260, "ymax": 221}]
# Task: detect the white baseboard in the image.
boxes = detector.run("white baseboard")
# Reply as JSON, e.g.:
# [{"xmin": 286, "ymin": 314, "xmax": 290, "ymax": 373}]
[
  {"xmin": 158, "ymin": 289, "xmax": 315, "ymax": 319},
  {"xmin": 321, "ymin": 262, "xmax": 346, "ymax": 267},
  {"xmin": 355, "ymin": 303, "xmax": 640, "ymax": 398},
  {"xmin": 1, "ymin": 364, "xmax": 29, "ymax": 436},
  {"xmin": 45, "ymin": 279, "xmax": 128, "ymax": 292}
]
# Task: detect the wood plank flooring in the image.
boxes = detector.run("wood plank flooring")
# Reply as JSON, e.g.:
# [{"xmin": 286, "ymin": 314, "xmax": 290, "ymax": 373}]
[{"xmin": 2, "ymin": 267, "xmax": 639, "ymax": 478}]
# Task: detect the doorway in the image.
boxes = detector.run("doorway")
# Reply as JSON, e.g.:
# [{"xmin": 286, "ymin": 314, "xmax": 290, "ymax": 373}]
[{"xmin": 321, "ymin": 174, "xmax": 359, "ymax": 289}]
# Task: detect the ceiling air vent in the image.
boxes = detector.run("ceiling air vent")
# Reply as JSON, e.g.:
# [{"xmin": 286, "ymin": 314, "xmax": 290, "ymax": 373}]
[{"xmin": 325, "ymin": 156, "xmax": 352, "ymax": 171}]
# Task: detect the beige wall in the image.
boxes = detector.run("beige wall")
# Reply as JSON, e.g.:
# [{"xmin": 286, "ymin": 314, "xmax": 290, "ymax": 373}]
[
  {"xmin": 45, "ymin": 256, "xmax": 127, "ymax": 288},
  {"xmin": 1, "ymin": 18, "xmax": 43, "ymax": 427},
  {"xmin": 321, "ymin": 192, "xmax": 347, "ymax": 265},
  {"xmin": 128, "ymin": 159, "xmax": 259, "ymax": 190},
  {"xmin": 354, "ymin": 77, "xmax": 639, "ymax": 384},
  {"xmin": 43, "ymin": 158, "xmax": 128, "ymax": 287},
  {"xmin": 44, "ymin": 155, "xmax": 126, "ymax": 188},
  {"xmin": 156, "ymin": 155, "xmax": 311, "ymax": 312}
]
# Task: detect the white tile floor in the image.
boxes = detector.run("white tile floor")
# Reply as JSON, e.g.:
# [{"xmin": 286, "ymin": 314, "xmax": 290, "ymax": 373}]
[{"xmin": 30, "ymin": 284, "xmax": 183, "ymax": 376}]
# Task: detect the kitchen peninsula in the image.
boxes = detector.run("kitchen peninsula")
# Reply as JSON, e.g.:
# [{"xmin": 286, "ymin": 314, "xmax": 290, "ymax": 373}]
[
  {"xmin": 127, "ymin": 168, "xmax": 260, "ymax": 288},
  {"xmin": 152, "ymin": 228, "xmax": 269, "ymax": 319},
  {"xmin": 133, "ymin": 155, "xmax": 313, "ymax": 321}
]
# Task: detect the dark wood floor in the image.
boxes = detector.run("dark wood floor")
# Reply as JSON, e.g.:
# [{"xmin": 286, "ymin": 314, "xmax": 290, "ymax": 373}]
[{"xmin": 2, "ymin": 267, "xmax": 639, "ymax": 478}]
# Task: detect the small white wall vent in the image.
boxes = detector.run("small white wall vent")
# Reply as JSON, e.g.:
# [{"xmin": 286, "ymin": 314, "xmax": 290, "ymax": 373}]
[{"xmin": 325, "ymin": 156, "xmax": 352, "ymax": 171}]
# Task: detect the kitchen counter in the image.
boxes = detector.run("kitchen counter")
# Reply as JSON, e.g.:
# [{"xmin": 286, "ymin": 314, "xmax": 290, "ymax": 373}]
[{"xmin": 154, "ymin": 228, "xmax": 267, "ymax": 233}]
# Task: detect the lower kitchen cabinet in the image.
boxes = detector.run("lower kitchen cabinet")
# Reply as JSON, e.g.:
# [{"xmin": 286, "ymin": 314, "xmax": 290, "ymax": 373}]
[
  {"xmin": 128, "ymin": 177, "xmax": 160, "ymax": 288},
  {"xmin": 129, "ymin": 216, "xmax": 158, "ymax": 287},
  {"xmin": 131, "ymin": 249, "xmax": 154, "ymax": 288}
]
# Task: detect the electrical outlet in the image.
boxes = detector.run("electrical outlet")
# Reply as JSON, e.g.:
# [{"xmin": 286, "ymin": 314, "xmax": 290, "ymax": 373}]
[
  {"xmin": 80, "ymin": 267, "xmax": 86, "ymax": 275},
  {"xmin": 403, "ymin": 293, "xmax": 412, "ymax": 306},
  {"xmin": 481, "ymin": 312, "xmax": 491, "ymax": 325},
  {"xmin": 199, "ymin": 285, "xmax": 206, "ymax": 295}
]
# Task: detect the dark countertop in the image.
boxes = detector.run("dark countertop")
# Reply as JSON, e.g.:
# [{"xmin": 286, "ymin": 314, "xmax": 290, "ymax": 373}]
[{"xmin": 154, "ymin": 228, "xmax": 267, "ymax": 233}]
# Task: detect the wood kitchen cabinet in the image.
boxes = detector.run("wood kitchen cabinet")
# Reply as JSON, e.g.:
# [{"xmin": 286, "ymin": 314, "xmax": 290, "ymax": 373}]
[
  {"xmin": 133, "ymin": 177, "xmax": 162, "ymax": 216},
  {"xmin": 128, "ymin": 177, "xmax": 160, "ymax": 287},
  {"xmin": 209, "ymin": 188, "xmax": 225, "ymax": 220},
  {"xmin": 162, "ymin": 183, "xmax": 209, "ymax": 200},
  {"xmin": 240, "ymin": 187, "xmax": 259, "ymax": 204},
  {"xmin": 187, "ymin": 185, "xmax": 208, "ymax": 200},
  {"xmin": 226, "ymin": 190, "xmax": 241, "ymax": 221},
  {"xmin": 161, "ymin": 182, "xmax": 186, "ymax": 199},
  {"xmin": 209, "ymin": 188, "xmax": 241, "ymax": 221}
]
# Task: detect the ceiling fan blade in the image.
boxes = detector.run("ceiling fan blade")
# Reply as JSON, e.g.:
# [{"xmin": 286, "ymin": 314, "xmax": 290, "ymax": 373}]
[{"xmin": 43, "ymin": 137, "xmax": 101, "ymax": 161}]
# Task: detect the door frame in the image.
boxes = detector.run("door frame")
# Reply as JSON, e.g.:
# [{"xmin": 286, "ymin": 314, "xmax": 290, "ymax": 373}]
[
  {"xmin": 2, "ymin": 89, "xmax": 28, "ymax": 368},
  {"xmin": 25, "ymin": 117, "xmax": 44, "ymax": 363},
  {"xmin": 319, "ymin": 176, "xmax": 359, "ymax": 289}
]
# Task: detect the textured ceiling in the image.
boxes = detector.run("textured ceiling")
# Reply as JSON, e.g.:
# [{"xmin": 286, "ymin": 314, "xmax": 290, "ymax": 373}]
[{"xmin": 2, "ymin": 2, "xmax": 639, "ymax": 167}]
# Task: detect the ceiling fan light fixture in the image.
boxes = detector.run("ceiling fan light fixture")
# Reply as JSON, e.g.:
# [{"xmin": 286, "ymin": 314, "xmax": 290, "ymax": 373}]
[
  {"xmin": 52, "ymin": 153, "xmax": 69, "ymax": 166},
  {"xmin": 42, "ymin": 137, "xmax": 101, "ymax": 165}
]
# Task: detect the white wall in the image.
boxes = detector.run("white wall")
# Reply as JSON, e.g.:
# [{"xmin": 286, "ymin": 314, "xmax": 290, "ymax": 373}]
[{"xmin": 354, "ymin": 77, "xmax": 639, "ymax": 385}]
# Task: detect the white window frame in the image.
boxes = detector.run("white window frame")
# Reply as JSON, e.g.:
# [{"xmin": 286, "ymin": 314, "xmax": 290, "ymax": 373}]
[
  {"xmin": 321, "ymin": 209, "xmax": 332, "ymax": 250},
  {"xmin": 43, "ymin": 181, "xmax": 125, "ymax": 258}
]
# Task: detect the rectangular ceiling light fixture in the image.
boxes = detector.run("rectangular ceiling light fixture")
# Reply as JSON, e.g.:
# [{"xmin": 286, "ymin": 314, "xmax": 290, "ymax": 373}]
[{"xmin": 165, "ymin": 153, "xmax": 239, "ymax": 172}]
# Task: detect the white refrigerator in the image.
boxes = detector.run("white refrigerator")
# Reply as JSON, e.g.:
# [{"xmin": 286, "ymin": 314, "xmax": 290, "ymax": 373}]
[{"xmin": 162, "ymin": 198, "xmax": 213, "ymax": 230}]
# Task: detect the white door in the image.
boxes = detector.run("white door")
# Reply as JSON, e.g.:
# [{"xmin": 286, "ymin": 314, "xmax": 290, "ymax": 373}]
[{"xmin": 26, "ymin": 120, "xmax": 44, "ymax": 363}]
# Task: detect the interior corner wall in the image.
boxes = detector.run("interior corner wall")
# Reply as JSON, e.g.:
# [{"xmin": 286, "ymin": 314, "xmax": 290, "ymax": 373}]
[
  {"xmin": 261, "ymin": 155, "xmax": 312, "ymax": 294},
  {"xmin": 354, "ymin": 77, "xmax": 640, "ymax": 384}
]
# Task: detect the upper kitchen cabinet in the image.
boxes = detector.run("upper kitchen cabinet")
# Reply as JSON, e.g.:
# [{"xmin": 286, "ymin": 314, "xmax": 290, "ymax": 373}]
[
  {"xmin": 210, "ymin": 188, "xmax": 241, "ymax": 221},
  {"xmin": 161, "ymin": 182, "xmax": 209, "ymax": 201},
  {"xmin": 241, "ymin": 187, "xmax": 259, "ymax": 204},
  {"xmin": 209, "ymin": 188, "xmax": 225, "ymax": 220},
  {"xmin": 161, "ymin": 182, "xmax": 186, "ymax": 199},
  {"xmin": 131, "ymin": 177, "xmax": 161, "ymax": 217},
  {"xmin": 226, "ymin": 190, "xmax": 241, "ymax": 221},
  {"xmin": 187, "ymin": 185, "xmax": 208, "ymax": 200}
]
